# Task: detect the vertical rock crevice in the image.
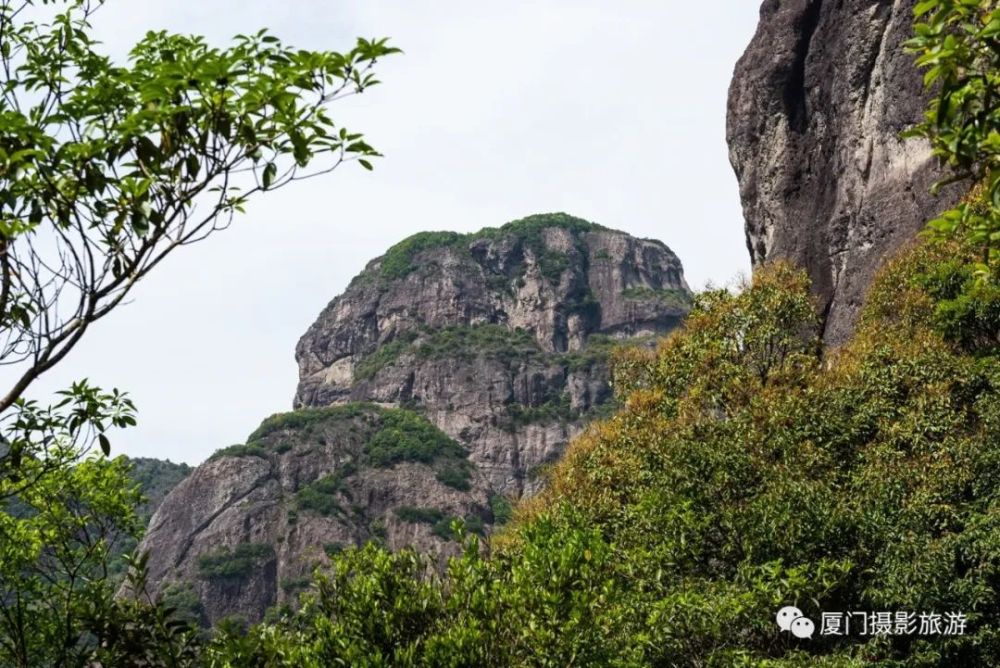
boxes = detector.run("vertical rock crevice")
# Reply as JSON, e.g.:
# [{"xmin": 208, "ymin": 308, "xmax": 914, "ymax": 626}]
[{"xmin": 783, "ymin": 0, "xmax": 823, "ymax": 133}]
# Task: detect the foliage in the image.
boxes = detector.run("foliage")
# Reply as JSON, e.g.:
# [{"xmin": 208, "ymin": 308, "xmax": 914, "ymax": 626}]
[
  {"xmin": 236, "ymin": 405, "xmax": 472, "ymax": 522},
  {"xmin": 1, "ymin": 381, "xmax": 136, "ymax": 501},
  {"xmin": 246, "ymin": 403, "xmax": 374, "ymax": 442},
  {"xmin": 280, "ymin": 576, "xmax": 312, "ymax": 595},
  {"xmin": 323, "ymin": 542, "xmax": 346, "ymax": 558},
  {"xmin": 0, "ymin": 0, "xmax": 397, "ymax": 488},
  {"xmin": 296, "ymin": 473, "xmax": 349, "ymax": 517},
  {"xmin": 209, "ymin": 442, "xmax": 269, "ymax": 461},
  {"xmin": 353, "ymin": 333, "xmax": 419, "ymax": 379},
  {"xmin": 202, "ymin": 521, "xmax": 628, "ymax": 667},
  {"xmin": 907, "ymin": 251, "xmax": 1000, "ymax": 351},
  {"xmin": 364, "ymin": 408, "xmax": 466, "ymax": 467},
  {"xmin": 247, "ymin": 402, "xmax": 469, "ymax": 467},
  {"xmin": 85, "ymin": 553, "xmax": 204, "ymax": 667},
  {"xmin": 352, "ymin": 324, "xmax": 642, "ymax": 392},
  {"xmin": 197, "ymin": 543, "xmax": 275, "ymax": 582},
  {"xmin": 489, "ymin": 494, "xmax": 514, "ymax": 526},
  {"xmin": 434, "ymin": 462, "xmax": 473, "ymax": 490},
  {"xmin": 106, "ymin": 457, "xmax": 193, "ymax": 581},
  {"xmin": 353, "ymin": 324, "xmax": 542, "ymax": 380},
  {"xmin": 505, "ymin": 392, "xmax": 578, "ymax": 426},
  {"xmin": 394, "ymin": 506, "xmax": 446, "ymax": 524},
  {"xmin": 395, "ymin": 506, "xmax": 482, "ymax": 541},
  {"xmin": 0, "ymin": 2, "xmax": 397, "ymax": 664},
  {"xmin": 0, "ymin": 454, "xmax": 143, "ymax": 667},
  {"xmin": 906, "ymin": 0, "xmax": 1000, "ymax": 273},
  {"xmin": 620, "ymin": 285, "xmax": 693, "ymax": 309},
  {"xmin": 159, "ymin": 582, "xmax": 206, "ymax": 627},
  {"xmin": 205, "ymin": 244, "xmax": 1000, "ymax": 666},
  {"xmin": 380, "ymin": 231, "xmax": 465, "ymax": 279},
  {"xmin": 376, "ymin": 212, "xmax": 606, "ymax": 281},
  {"xmin": 413, "ymin": 325, "xmax": 539, "ymax": 362},
  {"xmin": 127, "ymin": 457, "xmax": 192, "ymax": 517}
]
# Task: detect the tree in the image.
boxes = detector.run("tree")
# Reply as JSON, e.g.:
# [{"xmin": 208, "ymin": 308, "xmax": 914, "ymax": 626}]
[
  {"xmin": 220, "ymin": 248, "xmax": 1000, "ymax": 667},
  {"xmin": 0, "ymin": 1, "xmax": 398, "ymax": 664},
  {"xmin": 0, "ymin": 0, "xmax": 398, "ymax": 489},
  {"xmin": 0, "ymin": 455, "xmax": 144, "ymax": 667},
  {"xmin": 906, "ymin": 0, "xmax": 1000, "ymax": 272}
]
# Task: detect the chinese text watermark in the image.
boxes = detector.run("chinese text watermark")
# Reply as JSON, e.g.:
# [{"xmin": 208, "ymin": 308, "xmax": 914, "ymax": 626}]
[{"xmin": 776, "ymin": 606, "xmax": 968, "ymax": 639}]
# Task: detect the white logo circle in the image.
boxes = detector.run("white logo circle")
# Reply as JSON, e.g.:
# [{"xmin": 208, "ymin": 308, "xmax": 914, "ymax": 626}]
[{"xmin": 775, "ymin": 605, "xmax": 803, "ymax": 632}]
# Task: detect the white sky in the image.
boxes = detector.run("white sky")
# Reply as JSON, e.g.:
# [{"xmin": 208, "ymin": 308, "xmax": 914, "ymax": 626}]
[{"xmin": 16, "ymin": 1, "xmax": 761, "ymax": 465}]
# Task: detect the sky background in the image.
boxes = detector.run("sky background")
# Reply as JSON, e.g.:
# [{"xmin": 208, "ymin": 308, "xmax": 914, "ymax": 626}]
[{"xmin": 14, "ymin": 1, "xmax": 762, "ymax": 465}]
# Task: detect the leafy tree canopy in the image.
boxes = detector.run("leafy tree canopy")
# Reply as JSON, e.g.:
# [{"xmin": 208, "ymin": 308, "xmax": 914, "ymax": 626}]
[{"xmin": 0, "ymin": 0, "xmax": 397, "ymax": 487}]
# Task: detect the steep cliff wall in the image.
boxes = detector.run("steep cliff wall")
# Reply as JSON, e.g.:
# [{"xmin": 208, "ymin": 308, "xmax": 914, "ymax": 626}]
[
  {"xmin": 727, "ymin": 0, "xmax": 962, "ymax": 344},
  {"xmin": 137, "ymin": 213, "xmax": 691, "ymax": 625}
]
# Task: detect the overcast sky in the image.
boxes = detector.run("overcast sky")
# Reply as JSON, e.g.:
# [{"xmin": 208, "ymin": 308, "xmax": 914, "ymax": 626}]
[{"xmin": 16, "ymin": 2, "xmax": 762, "ymax": 465}]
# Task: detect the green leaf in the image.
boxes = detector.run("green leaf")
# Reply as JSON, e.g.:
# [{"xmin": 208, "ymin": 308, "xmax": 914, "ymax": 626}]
[{"xmin": 98, "ymin": 433, "xmax": 111, "ymax": 456}]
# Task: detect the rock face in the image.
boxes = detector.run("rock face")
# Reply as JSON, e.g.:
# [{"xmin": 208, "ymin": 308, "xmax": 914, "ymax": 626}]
[
  {"xmin": 295, "ymin": 213, "xmax": 689, "ymax": 496},
  {"xmin": 138, "ymin": 213, "xmax": 691, "ymax": 625},
  {"xmin": 727, "ymin": 0, "xmax": 962, "ymax": 344}
]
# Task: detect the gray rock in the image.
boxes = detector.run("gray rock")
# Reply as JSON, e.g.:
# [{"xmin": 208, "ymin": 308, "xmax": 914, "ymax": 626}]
[
  {"xmin": 137, "ymin": 213, "xmax": 691, "ymax": 624},
  {"xmin": 295, "ymin": 214, "xmax": 690, "ymax": 496},
  {"xmin": 727, "ymin": 0, "xmax": 962, "ymax": 344}
]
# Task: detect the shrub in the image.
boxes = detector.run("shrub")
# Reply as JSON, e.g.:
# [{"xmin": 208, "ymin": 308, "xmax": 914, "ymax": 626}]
[
  {"xmin": 323, "ymin": 542, "xmax": 346, "ymax": 558},
  {"xmin": 296, "ymin": 475, "xmax": 346, "ymax": 517},
  {"xmin": 435, "ymin": 463, "xmax": 472, "ymax": 491},
  {"xmin": 506, "ymin": 393, "xmax": 577, "ymax": 426},
  {"xmin": 489, "ymin": 494, "xmax": 513, "ymax": 526},
  {"xmin": 246, "ymin": 404, "xmax": 374, "ymax": 442},
  {"xmin": 158, "ymin": 583, "xmax": 204, "ymax": 627},
  {"xmin": 365, "ymin": 409, "xmax": 466, "ymax": 467},
  {"xmin": 368, "ymin": 519, "xmax": 387, "ymax": 540},
  {"xmin": 197, "ymin": 544, "xmax": 275, "ymax": 582},
  {"xmin": 380, "ymin": 231, "xmax": 465, "ymax": 279},
  {"xmin": 280, "ymin": 576, "xmax": 311, "ymax": 594},
  {"xmin": 395, "ymin": 506, "xmax": 446, "ymax": 524},
  {"xmin": 620, "ymin": 285, "xmax": 692, "ymax": 309},
  {"xmin": 375, "ymin": 213, "xmax": 608, "ymax": 282},
  {"xmin": 395, "ymin": 507, "xmax": 483, "ymax": 541},
  {"xmin": 353, "ymin": 331, "xmax": 420, "ymax": 381},
  {"xmin": 208, "ymin": 443, "xmax": 268, "ymax": 461}
]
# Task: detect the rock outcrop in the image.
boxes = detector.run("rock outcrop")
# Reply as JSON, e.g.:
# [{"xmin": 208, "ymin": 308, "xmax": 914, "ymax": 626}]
[
  {"xmin": 727, "ymin": 0, "xmax": 963, "ymax": 344},
  {"xmin": 138, "ymin": 213, "xmax": 691, "ymax": 625}
]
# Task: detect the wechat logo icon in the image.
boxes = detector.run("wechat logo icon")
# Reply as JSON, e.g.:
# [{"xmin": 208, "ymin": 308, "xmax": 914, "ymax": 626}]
[{"xmin": 776, "ymin": 606, "xmax": 815, "ymax": 639}]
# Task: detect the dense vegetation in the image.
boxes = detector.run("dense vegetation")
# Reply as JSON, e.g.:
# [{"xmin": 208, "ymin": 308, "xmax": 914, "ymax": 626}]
[
  {"xmin": 906, "ymin": 0, "xmax": 1000, "ymax": 268},
  {"xmin": 378, "ymin": 212, "xmax": 608, "ymax": 281},
  {"xmin": 363, "ymin": 408, "xmax": 466, "ymax": 468},
  {"xmin": 197, "ymin": 544, "xmax": 276, "ymax": 582},
  {"xmin": 0, "ymin": 0, "xmax": 396, "ymax": 662},
  {"xmin": 217, "ymin": 403, "xmax": 475, "ymax": 498},
  {"xmin": 350, "ymin": 324, "xmax": 634, "ymax": 430},
  {"xmin": 296, "ymin": 471, "xmax": 353, "ymax": 517},
  {"xmin": 620, "ymin": 286, "xmax": 693, "ymax": 310},
  {"xmin": 395, "ymin": 506, "xmax": 486, "ymax": 541},
  {"xmin": 6, "ymin": 2, "xmax": 1000, "ymax": 666},
  {"xmin": 202, "ymin": 240, "xmax": 1000, "ymax": 666}
]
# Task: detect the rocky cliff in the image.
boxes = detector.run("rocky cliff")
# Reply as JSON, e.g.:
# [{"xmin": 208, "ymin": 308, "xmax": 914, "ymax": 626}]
[
  {"xmin": 137, "ymin": 213, "xmax": 691, "ymax": 625},
  {"xmin": 727, "ymin": 0, "xmax": 962, "ymax": 344}
]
